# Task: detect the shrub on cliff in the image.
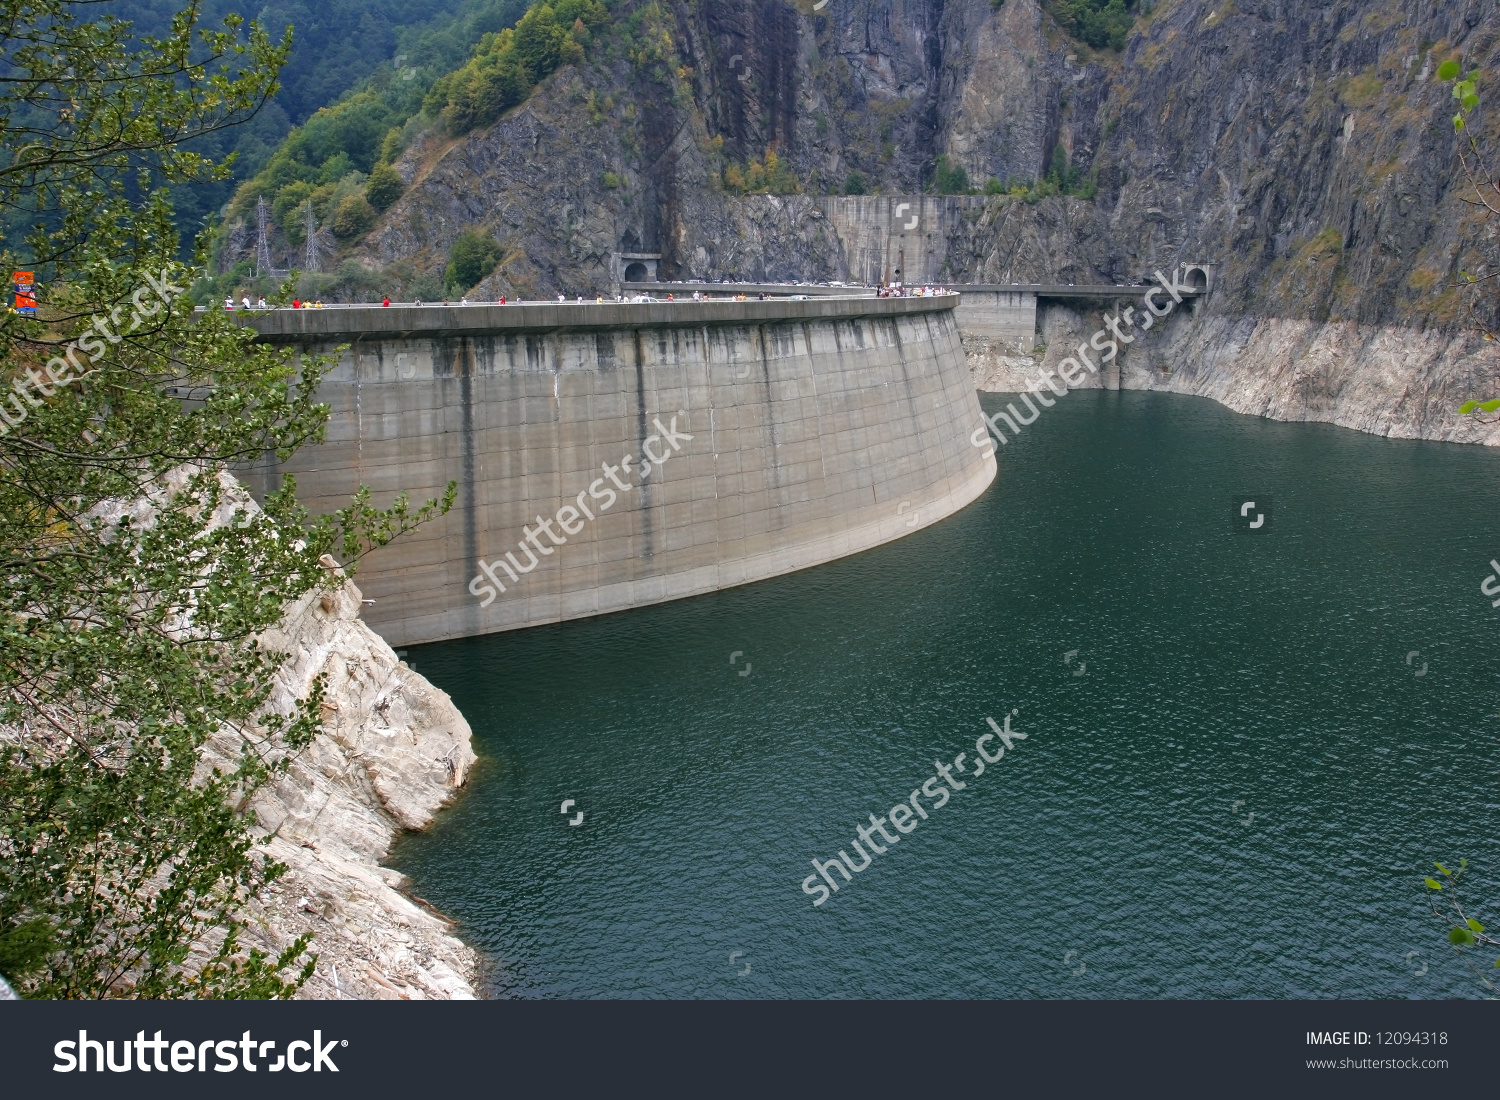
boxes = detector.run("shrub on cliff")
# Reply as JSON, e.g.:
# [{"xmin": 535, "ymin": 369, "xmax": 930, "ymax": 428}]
[
  {"xmin": 446, "ymin": 229, "xmax": 504, "ymax": 292},
  {"xmin": 0, "ymin": 1, "xmax": 454, "ymax": 998},
  {"xmin": 332, "ymin": 193, "xmax": 377, "ymax": 238},
  {"xmin": 1045, "ymin": 0, "xmax": 1135, "ymax": 51},
  {"xmin": 723, "ymin": 149, "xmax": 800, "ymax": 196},
  {"xmin": 366, "ymin": 163, "xmax": 406, "ymax": 210},
  {"xmin": 933, "ymin": 155, "xmax": 971, "ymax": 195}
]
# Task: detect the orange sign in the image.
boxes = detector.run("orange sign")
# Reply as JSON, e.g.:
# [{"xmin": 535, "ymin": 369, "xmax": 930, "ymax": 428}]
[{"xmin": 12, "ymin": 270, "xmax": 33, "ymax": 286}]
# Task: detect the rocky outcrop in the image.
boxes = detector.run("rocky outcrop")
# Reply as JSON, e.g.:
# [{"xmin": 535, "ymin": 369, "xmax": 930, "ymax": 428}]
[
  {"xmin": 4, "ymin": 469, "xmax": 482, "ymax": 999},
  {"xmin": 219, "ymin": 560, "xmax": 480, "ymax": 1000},
  {"xmin": 130, "ymin": 473, "xmax": 482, "ymax": 997},
  {"xmin": 969, "ymin": 299, "xmax": 1500, "ymax": 446}
]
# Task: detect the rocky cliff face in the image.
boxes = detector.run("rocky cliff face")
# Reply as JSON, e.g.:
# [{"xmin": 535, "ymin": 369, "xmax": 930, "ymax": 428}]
[
  {"xmin": 251, "ymin": 0, "xmax": 1500, "ymax": 441},
  {"xmin": 219, "ymin": 561, "xmax": 480, "ymax": 1000},
  {"xmin": 3, "ymin": 472, "xmax": 482, "ymax": 999},
  {"xmin": 970, "ymin": 302, "xmax": 1500, "ymax": 446}
]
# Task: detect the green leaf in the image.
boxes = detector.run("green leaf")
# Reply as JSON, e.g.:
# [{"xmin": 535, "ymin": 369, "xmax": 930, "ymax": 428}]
[
  {"xmin": 1468, "ymin": 918, "xmax": 1486, "ymax": 933},
  {"xmin": 1464, "ymin": 93, "xmax": 1480, "ymax": 111},
  {"xmin": 1439, "ymin": 59, "xmax": 1461, "ymax": 81},
  {"xmin": 1436, "ymin": 862, "xmax": 1451, "ymax": 874},
  {"xmin": 1455, "ymin": 114, "xmax": 1466, "ymax": 132},
  {"xmin": 1425, "ymin": 877, "xmax": 1444, "ymax": 890},
  {"xmin": 1450, "ymin": 927, "xmax": 1476, "ymax": 946}
]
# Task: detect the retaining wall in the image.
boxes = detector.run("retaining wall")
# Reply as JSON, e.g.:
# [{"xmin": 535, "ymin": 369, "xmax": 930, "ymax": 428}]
[{"xmin": 242, "ymin": 296, "xmax": 995, "ymax": 645}]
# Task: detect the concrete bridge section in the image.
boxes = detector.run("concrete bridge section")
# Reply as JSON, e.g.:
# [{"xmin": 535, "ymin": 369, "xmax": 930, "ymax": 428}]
[
  {"xmin": 625, "ymin": 269, "xmax": 1215, "ymax": 357},
  {"xmin": 952, "ymin": 283, "xmax": 1146, "ymax": 353},
  {"xmin": 955, "ymin": 269, "xmax": 1215, "ymax": 353},
  {"xmin": 239, "ymin": 296, "xmax": 996, "ymax": 646}
]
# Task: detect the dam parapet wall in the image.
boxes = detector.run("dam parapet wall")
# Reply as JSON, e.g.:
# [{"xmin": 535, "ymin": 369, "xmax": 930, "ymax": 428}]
[{"xmin": 240, "ymin": 296, "xmax": 995, "ymax": 646}]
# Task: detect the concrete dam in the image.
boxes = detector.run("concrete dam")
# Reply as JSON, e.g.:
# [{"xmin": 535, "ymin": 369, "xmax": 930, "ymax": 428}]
[{"xmin": 242, "ymin": 296, "xmax": 995, "ymax": 646}]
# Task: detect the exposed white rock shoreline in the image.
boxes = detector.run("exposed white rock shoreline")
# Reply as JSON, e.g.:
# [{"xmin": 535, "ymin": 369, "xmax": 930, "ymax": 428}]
[
  {"xmin": 4, "ymin": 469, "xmax": 483, "ymax": 999},
  {"xmin": 221, "ymin": 562, "xmax": 481, "ymax": 1000},
  {"xmin": 966, "ymin": 309, "xmax": 1500, "ymax": 447}
]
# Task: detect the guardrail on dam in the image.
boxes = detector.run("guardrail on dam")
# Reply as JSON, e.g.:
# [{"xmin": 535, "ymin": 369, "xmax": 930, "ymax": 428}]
[{"xmin": 239, "ymin": 295, "xmax": 996, "ymax": 646}]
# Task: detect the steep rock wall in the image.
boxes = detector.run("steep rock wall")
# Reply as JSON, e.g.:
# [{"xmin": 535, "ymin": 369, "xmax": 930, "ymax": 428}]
[
  {"xmin": 969, "ymin": 300, "xmax": 1500, "ymax": 446},
  {"xmin": 223, "ymin": 561, "xmax": 481, "ymax": 999}
]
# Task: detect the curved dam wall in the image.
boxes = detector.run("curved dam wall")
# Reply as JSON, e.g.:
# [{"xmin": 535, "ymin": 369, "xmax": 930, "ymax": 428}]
[{"xmin": 242, "ymin": 296, "xmax": 996, "ymax": 646}]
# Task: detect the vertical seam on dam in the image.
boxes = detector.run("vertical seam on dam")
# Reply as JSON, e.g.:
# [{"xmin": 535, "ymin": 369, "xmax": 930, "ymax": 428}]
[
  {"xmin": 633, "ymin": 329, "xmax": 654, "ymax": 560},
  {"xmin": 353, "ymin": 339, "xmax": 365, "ymax": 481},
  {"xmin": 461, "ymin": 338, "xmax": 477, "ymax": 630},
  {"xmin": 802, "ymin": 321, "xmax": 832, "ymax": 490},
  {"xmin": 757, "ymin": 324, "xmax": 784, "ymax": 523}
]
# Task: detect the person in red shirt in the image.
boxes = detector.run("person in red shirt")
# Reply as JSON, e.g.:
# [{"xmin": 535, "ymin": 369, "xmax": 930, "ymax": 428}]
[
  {"xmin": 292, "ymin": 298, "xmax": 301, "ymax": 309},
  {"xmin": 499, "ymin": 295, "xmax": 507, "ymax": 304},
  {"xmin": 382, "ymin": 296, "xmax": 390, "ymax": 306}
]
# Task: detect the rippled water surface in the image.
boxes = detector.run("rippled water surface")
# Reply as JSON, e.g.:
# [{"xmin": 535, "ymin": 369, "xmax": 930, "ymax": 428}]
[{"xmin": 394, "ymin": 391, "xmax": 1500, "ymax": 998}]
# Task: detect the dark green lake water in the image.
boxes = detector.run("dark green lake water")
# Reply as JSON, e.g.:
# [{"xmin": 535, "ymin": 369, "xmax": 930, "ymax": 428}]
[{"xmin": 393, "ymin": 391, "xmax": 1500, "ymax": 998}]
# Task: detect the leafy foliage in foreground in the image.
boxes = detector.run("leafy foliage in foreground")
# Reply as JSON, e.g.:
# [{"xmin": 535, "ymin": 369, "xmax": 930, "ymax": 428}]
[
  {"xmin": 1423, "ymin": 861, "xmax": 1500, "ymax": 994},
  {"xmin": 0, "ymin": 1, "xmax": 454, "ymax": 998}
]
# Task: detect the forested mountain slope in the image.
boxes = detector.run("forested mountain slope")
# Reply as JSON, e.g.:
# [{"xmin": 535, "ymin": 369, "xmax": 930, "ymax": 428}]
[{"xmin": 103, "ymin": 0, "xmax": 522, "ymax": 246}]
